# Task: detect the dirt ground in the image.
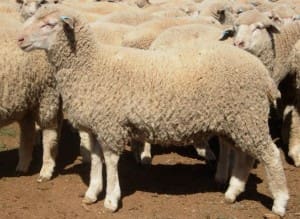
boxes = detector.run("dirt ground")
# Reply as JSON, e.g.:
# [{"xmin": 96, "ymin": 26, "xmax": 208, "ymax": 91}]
[{"xmin": 0, "ymin": 123, "xmax": 299, "ymax": 219}]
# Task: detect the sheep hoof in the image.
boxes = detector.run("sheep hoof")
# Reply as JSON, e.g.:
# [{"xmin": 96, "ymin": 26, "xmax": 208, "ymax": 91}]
[
  {"xmin": 272, "ymin": 205, "xmax": 286, "ymax": 217},
  {"xmin": 104, "ymin": 198, "xmax": 118, "ymax": 212},
  {"xmin": 37, "ymin": 175, "xmax": 51, "ymax": 183},
  {"xmin": 140, "ymin": 156, "xmax": 152, "ymax": 165},
  {"xmin": 224, "ymin": 193, "xmax": 236, "ymax": 204},
  {"xmin": 16, "ymin": 162, "xmax": 30, "ymax": 174},
  {"xmin": 15, "ymin": 170, "xmax": 25, "ymax": 177},
  {"xmin": 288, "ymin": 147, "xmax": 300, "ymax": 167},
  {"xmin": 82, "ymin": 196, "xmax": 97, "ymax": 205}
]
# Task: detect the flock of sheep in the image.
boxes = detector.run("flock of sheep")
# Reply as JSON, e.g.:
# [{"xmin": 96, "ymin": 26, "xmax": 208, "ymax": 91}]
[{"xmin": 1, "ymin": 0, "xmax": 300, "ymax": 216}]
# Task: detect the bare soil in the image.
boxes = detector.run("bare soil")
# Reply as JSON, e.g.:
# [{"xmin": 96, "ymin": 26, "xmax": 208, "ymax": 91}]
[{"xmin": 0, "ymin": 123, "xmax": 299, "ymax": 219}]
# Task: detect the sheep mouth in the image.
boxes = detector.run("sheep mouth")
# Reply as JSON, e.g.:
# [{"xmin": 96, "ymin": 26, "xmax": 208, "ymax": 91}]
[{"xmin": 20, "ymin": 43, "xmax": 33, "ymax": 51}]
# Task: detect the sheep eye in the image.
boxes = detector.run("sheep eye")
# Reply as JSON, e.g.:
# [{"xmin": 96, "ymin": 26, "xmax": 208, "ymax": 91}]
[
  {"xmin": 39, "ymin": 0, "xmax": 48, "ymax": 5},
  {"xmin": 41, "ymin": 22, "xmax": 55, "ymax": 28}
]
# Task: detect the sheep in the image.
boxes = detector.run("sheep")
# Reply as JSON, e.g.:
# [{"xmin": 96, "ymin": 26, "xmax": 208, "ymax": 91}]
[
  {"xmin": 16, "ymin": 0, "xmax": 62, "ymax": 20},
  {"xmin": 19, "ymin": 5, "xmax": 289, "ymax": 216},
  {"xmin": 121, "ymin": 16, "xmax": 220, "ymax": 49},
  {"xmin": 149, "ymin": 23, "xmax": 226, "ymax": 50},
  {"xmin": 197, "ymin": 1, "xmax": 235, "ymax": 25},
  {"xmin": 220, "ymin": 9, "xmax": 300, "ymax": 167},
  {"xmin": 265, "ymin": 4, "xmax": 298, "ymax": 26},
  {"xmin": 0, "ymin": 27, "xmax": 61, "ymax": 182},
  {"xmin": 97, "ymin": 7, "xmax": 153, "ymax": 25}
]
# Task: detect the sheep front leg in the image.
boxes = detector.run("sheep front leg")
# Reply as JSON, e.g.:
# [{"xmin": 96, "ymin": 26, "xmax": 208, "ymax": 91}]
[
  {"xmin": 83, "ymin": 134, "xmax": 103, "ymax": 204},
  {"xmin": 288, "ymin": 107, "xmax": 300, "ymax": 166},
  {"xmin": 16, "ymin": 116, "xmax": 35, "ymax": 173},
  {"xmin": 224, "ymin": 149, "xmax": 254, "ymax": 203},
  {"xmin": 103, "ymin": 150, "xmax": 121, "ymax": 212},
  {"xmin": 38, "ymin": 128, "xmax": 58, "ymax": 182}
]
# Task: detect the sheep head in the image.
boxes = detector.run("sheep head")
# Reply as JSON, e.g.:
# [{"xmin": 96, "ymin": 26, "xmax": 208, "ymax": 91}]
[
  {"xmin": 18, "ymin": 5, "xmax": 74, "ymax": 52},
  {"xmin": 220, "ymin": 10, "xmax": 280, "ymax": 55},
  {"xmin": 16, "ymin": 0, "xmax": 62, "ymax": 20}
]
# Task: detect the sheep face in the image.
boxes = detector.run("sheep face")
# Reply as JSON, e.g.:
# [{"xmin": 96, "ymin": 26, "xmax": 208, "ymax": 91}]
[
  {"xmin": 18, "ymin": 8, "xmax": 73, "ymax": 52},
  {"xmin": 233, "ymin": 23, "xmax": 276, "ymax": 54},
  {"xmin": 16, "ymin": 0, "xmax": 61, "ymax": 20}
]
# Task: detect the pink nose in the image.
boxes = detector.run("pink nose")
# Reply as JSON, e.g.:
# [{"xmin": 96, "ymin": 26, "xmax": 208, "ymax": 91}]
[{"xmin": 234, "ymin": 40, "xmax": 245, "ymax": 48}]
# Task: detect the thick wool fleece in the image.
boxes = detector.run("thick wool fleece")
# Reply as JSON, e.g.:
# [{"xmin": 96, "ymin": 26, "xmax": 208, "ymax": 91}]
[
  {"xmin": 149, "ymin": 23, "xmax": 224, "ymax": 50},
  {"xmin": 121, "ymin": 16, "xmax": 220, "ymax": 49},
  {"xmin": 33, "ymin": 6, "xmax": 280, "ymax": 161},
  {"xmin": 0, "ymin": 29, "xmax": 59, "ymax": 129}
]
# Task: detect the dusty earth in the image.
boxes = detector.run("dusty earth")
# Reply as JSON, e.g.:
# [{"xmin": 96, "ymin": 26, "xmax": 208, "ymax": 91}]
[{"xmin": 0, "ymin": 122, "xmax": 299, "ymax": 219}]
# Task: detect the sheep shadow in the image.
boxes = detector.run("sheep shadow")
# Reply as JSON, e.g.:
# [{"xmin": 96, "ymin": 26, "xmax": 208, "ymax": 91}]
[
  {"xmin": 60, "ymin": 146, "xmax": 272, "ymax": 211},
  {"xmin": 0, "ymin": 120, "xmax": 81, "ymax": 179}
]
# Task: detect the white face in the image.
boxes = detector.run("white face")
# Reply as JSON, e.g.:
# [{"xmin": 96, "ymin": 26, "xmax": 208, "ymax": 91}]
[
  {"xmin": 233, "ymin": 23, "xmax": 274, "ymax": 56},
  {"xmin": 18, "ymin": 14, "xmax": 63, "ymax": 52}
]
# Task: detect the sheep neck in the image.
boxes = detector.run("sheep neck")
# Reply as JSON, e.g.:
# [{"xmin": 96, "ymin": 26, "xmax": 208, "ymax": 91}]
[
  {"xmin": 272, "ymin": 23, "xmax": 300, "ymax": 84},
  {"xmin": 47, "ymin": 23, "xmax": 98, "ymax": 71}
]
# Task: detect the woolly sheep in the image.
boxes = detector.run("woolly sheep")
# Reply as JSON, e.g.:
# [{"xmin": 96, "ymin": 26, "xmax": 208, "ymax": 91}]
[
  {"xmin": 19, "ymin": 5, "xmax": 289, "ymax": 216},
  {"xmin": 16, "ymin": 0, "xmax": 62, "ymax": 20},
  {"xmin": 149, "ymin": 23, "xmax": 226, "ymax": 50},
  {"xmin": 0, "ymin": 28, "xmax": 61, "ymax": 182},
  {"xmin": 221, "ymin": 9, "xmax": 300, "ymax": 166},
  {"xmin": 121, "ymin": 16, "xmax": 220, "ymax": 49}
]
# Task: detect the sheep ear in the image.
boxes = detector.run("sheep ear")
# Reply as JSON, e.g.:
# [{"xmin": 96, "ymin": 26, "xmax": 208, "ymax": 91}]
[
  {"xmin": 293, "ymin": 15, "xmax": 300, "ymax": 21},
  {"xmin": 266, "ymin": 23, "xmax": 280, "ymax": 33},
  {"xmin": 219, "ymin": 28, "xmax": 235, "ymax": 41},
  {"xmin": 60, "ymin": 15, "xmax": 74, "ymax": 29},
  {"xmin": 16, "ymin": 0, "xmax": 24, "ymax": 4}
]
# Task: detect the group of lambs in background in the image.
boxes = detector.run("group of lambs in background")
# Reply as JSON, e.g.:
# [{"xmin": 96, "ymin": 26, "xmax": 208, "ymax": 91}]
[{"xmin": 0, "ymin": 0, "xmax": 300, "ymax": 216}]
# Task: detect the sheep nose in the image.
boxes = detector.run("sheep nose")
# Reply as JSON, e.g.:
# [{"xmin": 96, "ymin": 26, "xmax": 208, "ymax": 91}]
[
  {"xmin": 17, "ymin": 37, "xmax": 24, "ymax": 44},
  {"xmin": 234, "ymin": 40, "xmax": 245, "ymax": 48}
]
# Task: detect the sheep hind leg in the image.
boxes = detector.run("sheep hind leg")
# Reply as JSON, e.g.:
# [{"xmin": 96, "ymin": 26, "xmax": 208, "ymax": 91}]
[
  {"xmin": 224, "ymin": 149, "xmax": 254, "ymax": 203},
  {"xmin": 140, "ymin": 142, "xmax": 152, "ymax": 165},
  {"xmin": 131, "ymin": 140, "xmax": 152, "ymax": 165},
  {"xmin": 260, "ymin": 142, "xmax": 289, "ymax": 216},
  {"xmin": 288, "ymin": 107, "xmax": 300, "ymax": 167},
  {"xmin": 16, "ymin": 116, "xmax": 35, "ymax": 174},
  {"xmin": 215, "ymin": 137, "xmax": 232, "ymax": 186},
  {"xmin": 79, "ymin": 130, "xmax": 92, "ymax": 163},
  {"xmin": 103, "ymin": 150, "xmax": 121, "ymax": 212},
  {"xmin": 194, "ymin": 141, "xmax": 216, "ymax": 161},
  {"xmin": 83, "ymin": 134, "xmax": 103, "ymax": 204}
]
